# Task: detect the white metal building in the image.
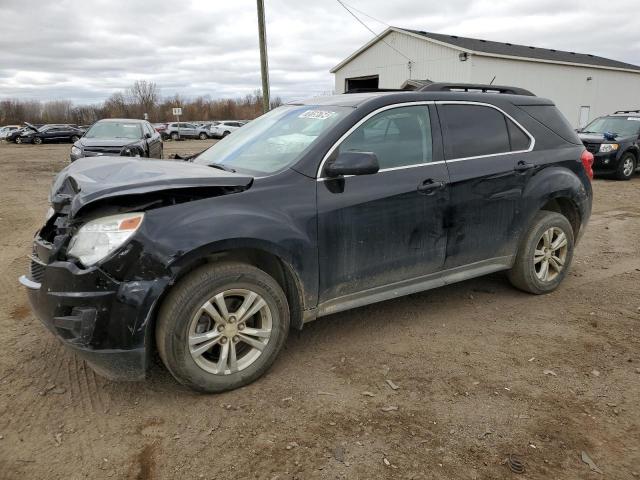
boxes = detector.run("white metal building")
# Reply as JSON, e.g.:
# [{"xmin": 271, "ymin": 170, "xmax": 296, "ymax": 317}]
[{"xmin": 331, "ymin": 27, "xmax": 640, "ymax": 127}]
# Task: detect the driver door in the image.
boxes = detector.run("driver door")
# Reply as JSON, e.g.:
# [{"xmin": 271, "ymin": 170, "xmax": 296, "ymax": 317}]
[{"xmin": 317, "ymin": 104, "xmax": 450, "ymax": 304}]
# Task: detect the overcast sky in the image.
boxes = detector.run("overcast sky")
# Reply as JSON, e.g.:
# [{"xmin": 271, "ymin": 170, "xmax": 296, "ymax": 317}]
[{"xmin": 1, "ymin": 0, "xmax": 639, "ymax": 105}]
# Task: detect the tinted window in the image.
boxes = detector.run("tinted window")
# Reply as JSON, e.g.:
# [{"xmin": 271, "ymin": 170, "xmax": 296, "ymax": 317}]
[
  {"xmin": 507, "ymin": 119, "xmax": 530, "ymax": 151},
  {"xmin": 439, "ymin": 104, "xmax": 510, "ymax": 159},
  {"xmin": 338, "ymin": 106, "xmax": 432, "ymax": 169},
  {"xmin": 519, "ymin": 105, "xmax": 581, "ymax": 144}
]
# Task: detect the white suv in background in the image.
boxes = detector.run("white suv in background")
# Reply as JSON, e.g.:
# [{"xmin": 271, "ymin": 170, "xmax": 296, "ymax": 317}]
[{"xmin": 210, "ymin": 121, "xmax": 244, "ymax": 138}]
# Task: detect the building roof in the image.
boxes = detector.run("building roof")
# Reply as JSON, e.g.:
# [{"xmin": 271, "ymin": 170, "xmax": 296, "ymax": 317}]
[
  {"xmin": 401, "ymin": 28, "xmax": 640, "ymax": 72},
  {"xmin": 331, "ymin": 27, "xmax": 640, "ymax": 74}
]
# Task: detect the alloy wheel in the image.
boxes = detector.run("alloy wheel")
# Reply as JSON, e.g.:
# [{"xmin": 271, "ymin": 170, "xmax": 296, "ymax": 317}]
[
  {"xmin": 623, "ymin": 157, "xmax": 635, "ymax": 177},
  {"xmin": 188, "ymin": 289, "xmax": 273, "ymax": 375},
  {"xmin": 533, "ymin": 227, "xmax": 568, "ymax": 282}
]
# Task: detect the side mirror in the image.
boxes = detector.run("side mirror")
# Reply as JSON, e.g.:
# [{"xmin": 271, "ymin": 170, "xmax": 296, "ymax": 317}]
[
  {"xmin": 325, "ymin": 151, "xmax": 379, "ymax": 177},
  {"xmin": 144, "ymin": 133, "xmax": 152, "ymax": 139}
]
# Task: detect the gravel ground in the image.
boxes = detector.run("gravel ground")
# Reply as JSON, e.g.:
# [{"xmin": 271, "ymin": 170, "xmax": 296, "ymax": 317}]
[{"xmin": 0, "ymin": 140, "xmax": 639, "ymax": 479}]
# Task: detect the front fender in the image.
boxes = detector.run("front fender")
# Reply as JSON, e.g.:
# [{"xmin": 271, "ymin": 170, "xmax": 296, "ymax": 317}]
[{"xmin": 130, "ymin": 170, "xmax": 319, "ymax": 308}]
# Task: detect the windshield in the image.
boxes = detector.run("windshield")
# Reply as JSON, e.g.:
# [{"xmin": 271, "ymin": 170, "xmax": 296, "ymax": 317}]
[
  {"xmin": 193, "ymin": 105, "xmax": 351, "ymax": 174},
  {"xmin": 583, "ymin": 116, "xmax": 640, "ymax": 137},
  {"xmin": 85, "ymin": 121, "xmax": 143, "ymax": 139}
]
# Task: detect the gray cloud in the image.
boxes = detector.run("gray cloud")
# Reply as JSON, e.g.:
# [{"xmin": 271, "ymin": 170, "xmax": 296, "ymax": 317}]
[{"xmin": 1, "ymin": 0, "xmax": 639, "ymax": 104}]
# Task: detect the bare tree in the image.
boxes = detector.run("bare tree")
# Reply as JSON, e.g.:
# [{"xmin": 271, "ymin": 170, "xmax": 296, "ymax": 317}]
[
  {"xmin": 42, "ymin": 100, "xmax": 73, "ymax": 124},
  {"xmin": 1, "ymin": 82, "xmax": 274, "ymax": 125},
  {"xmin": 127, "ymin": 80, "xmax": 159, "ymax": 119}
]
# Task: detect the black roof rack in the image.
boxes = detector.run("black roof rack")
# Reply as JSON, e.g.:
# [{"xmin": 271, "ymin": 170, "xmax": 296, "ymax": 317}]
[
  {"xmin": 419, "ymin": 82, "xmax": 535, "ymax": 96},
  {"xmin": 613, "ymin": 109, "xmax": 640, "ymax": 114}
]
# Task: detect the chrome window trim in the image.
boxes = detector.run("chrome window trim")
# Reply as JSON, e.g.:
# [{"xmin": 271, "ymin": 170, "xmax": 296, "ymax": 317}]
[
  {"xmin": 315, "ymin": 100, "xmax": 536, "ymax": 180},
  {"xmin": 316, "ymin": 101, "xmax": 435, "ymax": 181}
]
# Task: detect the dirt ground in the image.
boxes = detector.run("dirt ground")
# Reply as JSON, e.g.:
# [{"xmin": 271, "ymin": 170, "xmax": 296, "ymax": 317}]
[{"xmin": 0, "ymin": 139, "xmax": 639, "ymax": 480}]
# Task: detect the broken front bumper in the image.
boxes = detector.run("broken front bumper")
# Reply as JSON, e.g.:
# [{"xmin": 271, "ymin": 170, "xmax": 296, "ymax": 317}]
[{"xmin": 19, "ymin": 238, "xmax": 161, "ymax": 381}]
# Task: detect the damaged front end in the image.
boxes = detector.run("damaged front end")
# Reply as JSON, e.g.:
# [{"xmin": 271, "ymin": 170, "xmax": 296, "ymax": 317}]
[{"xmin": 20, "ymin": 157, "xmax": 254, "ymax": 380}]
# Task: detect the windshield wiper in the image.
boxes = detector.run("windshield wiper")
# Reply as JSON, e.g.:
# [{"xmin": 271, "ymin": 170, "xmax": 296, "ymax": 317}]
[{"xmin": 208, "ymin": 163, "xmax": 236, "ymax": 173}]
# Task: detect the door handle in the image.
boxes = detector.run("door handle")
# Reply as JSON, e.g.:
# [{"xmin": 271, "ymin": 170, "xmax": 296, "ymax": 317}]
[
  {"xmin": 417, "ymin": 179, "xmax": 446, "ymax": 195},
  {"xmin": 514, "ymin": 161, "xmax": 536, "ymax": 172}
]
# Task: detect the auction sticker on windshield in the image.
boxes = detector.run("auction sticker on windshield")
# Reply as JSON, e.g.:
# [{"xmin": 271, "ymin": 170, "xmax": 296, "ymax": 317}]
[
  {"xmin": 299, "ymin": 110, "xmax": 336, "ymax": 120},
  {"xmin": 628, "ymin": 117, "xmax": 640, "ymax": 121}
]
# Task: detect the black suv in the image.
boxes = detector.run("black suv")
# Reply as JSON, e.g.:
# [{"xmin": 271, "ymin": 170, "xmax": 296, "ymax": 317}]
[
  {"xmin": 20, "ymin": 83, "xmax": 593, "ymax": 393},
  {"xmin": 578, "ymin": 110, "xmax": 640, "ymax": 180}
]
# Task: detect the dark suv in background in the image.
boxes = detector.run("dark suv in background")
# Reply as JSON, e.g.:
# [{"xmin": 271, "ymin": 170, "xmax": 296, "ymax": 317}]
[
  {"xmin": 578, "ymin": 110, "xmax": 640, "ymax": 180},
  {"xmin": 21, "ymin": 83, "xmax": 593, "ymax": 393}
]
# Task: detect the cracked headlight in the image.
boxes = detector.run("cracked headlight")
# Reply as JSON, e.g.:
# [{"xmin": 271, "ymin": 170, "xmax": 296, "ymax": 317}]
[
  {"xmin": 67, "ymin": 212, "xmax": 144, "ymax": 266},
  {"xmin": 599, "ymin": 143, "xmax": 619, "ymax": 153}
]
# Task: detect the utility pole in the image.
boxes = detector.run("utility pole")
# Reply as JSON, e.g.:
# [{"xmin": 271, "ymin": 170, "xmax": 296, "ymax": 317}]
[{"xmin": 256, "ymin": 0, "xmax": 270, "ymax": 113}]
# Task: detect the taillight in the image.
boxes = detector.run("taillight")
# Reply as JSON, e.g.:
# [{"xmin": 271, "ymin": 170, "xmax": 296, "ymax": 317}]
[{"xmin": 581, "ymin": 150, "xmax": 594, "ymax": 180}]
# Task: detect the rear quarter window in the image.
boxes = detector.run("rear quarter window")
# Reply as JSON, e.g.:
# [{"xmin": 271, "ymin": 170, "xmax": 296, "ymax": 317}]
[{"xmin": 517, "ymin": 105, "xmax": 581, "ymax": 144}]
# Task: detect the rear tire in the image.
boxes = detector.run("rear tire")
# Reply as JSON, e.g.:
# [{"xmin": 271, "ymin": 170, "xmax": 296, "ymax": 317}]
[
  {"xmin": 15, "ymin": 137, "xmax": 22, "ymax": 144},
  {"xmin": 32, "ymin": 136, "xmax": 42, "ymax": 145},
  {"xmin": 156, "ymin": 262, "xmax": 290, "ymax": 393},
  {"xmin": 71, "ymin": 135, "xmax": 80, "ymax": 143},
  {"xmin": 171, "ymin": 132, "xmax": 179, "ymax": 141},
  {"xmin": 199, "ymin": 132, "xmax": 208, "ymax": 140},
  {"xmin": 615, "ymin": 153, "xmax": 636, "ymax": 180},
  {"xmin": 508, "ymin": 211, "xmax": 574, "ymax": 294}
]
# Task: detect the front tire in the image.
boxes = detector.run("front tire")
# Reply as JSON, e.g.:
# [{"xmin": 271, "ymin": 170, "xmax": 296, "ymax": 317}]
[
  {"xmin": 222, "ymin": 131, "xmax": 230, "ymax": 137},
  {"xmin": 508, "ymin": 211, "xmax": 574, "ymax": 294},
  {"xmin": 156, "ymin": 262, "xmax": 290, "ymax": 393},
  {"xmin": 170, "ymin": 132, "xmax": 179, "ymax": 141},
  {"xmin": 71, "ymin": 135, "xmax": 80, "ymax": 143},
  {"xmin": 616, "ymin": 153, "xmax": 636, "ymax": 180},
  {"xmin": 15, "ymin": 137, "xmax": 23, "ymax": 144},
  {"xmin": 199, "ymin": 132, "xmax": 208, "ymax": 140}
]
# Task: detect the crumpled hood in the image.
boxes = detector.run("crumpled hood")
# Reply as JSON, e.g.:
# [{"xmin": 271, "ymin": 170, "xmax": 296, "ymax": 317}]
[{"xmin": 50, "ymin": 157, "xmax": 253, "ymax": 217}]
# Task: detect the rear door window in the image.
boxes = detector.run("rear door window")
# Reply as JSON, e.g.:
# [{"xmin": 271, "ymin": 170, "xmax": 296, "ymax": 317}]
[{"xmin": 439, "ymin": 104, "xmax": 515, "ymax": 159}]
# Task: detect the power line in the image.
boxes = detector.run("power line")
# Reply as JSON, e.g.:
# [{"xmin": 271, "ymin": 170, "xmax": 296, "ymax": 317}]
[
  {"xmin": 339, "ymin": 1, "xmax": 389, "ymax": 27},
  {"xmin": 335, "ymin": 0, "xmax": 413, "ymax": 63}
]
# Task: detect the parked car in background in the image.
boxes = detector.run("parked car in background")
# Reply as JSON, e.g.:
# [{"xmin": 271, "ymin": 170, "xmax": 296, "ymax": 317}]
[
  {"xmin": 209, "ymin": 120, "xmax": 244, "ymax": 138},
  {"xmin": 70, "ymin": 118, "xmax": 163, "ymax": 161},
  {"xmin": 578, "ymin": 110, "xmax": 640, "ymax": 180},
  {"xmin": 5, "ymin": 126, "xmax": 31, "ymax": 143},
  {"xmin": 16, "ymin": 123, "xmax": 84, "ymax": 145},
  {"xmin": 153, "ymin": 123, "xmax": 168, "ymax": 136},
  {"xmin": 21, "ymin": 83, "xmax": 593, "ymax": 393},
  {"xmin": 0, "ymin": 125, "xmax": 21, "ymax": 140},
  {"xmin": 164, "ymin": 122, "xmax": 211, "ymax": 140}
]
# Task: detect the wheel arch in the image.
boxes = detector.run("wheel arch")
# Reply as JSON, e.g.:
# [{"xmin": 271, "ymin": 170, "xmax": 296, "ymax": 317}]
[
  {"xmin": 147, "ymin": 242, "xmax": 308, "ymax": 344},
  {"xmin": 539, "ymin": 196, "xmax": 581, "ymax": 239},
  {"xmin": 620, "ymin": 147, "xmax": 639, "ymax": 164},
  {"xmin": 519, "ymin": 165, "xmax": 592, "ymax": 250}
]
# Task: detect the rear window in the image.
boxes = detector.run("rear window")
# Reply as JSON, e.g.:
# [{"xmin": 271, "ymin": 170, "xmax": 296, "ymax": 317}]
[{"xmin": 518, "ymin": 105, "xmax": 581, "ymax": 144}]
